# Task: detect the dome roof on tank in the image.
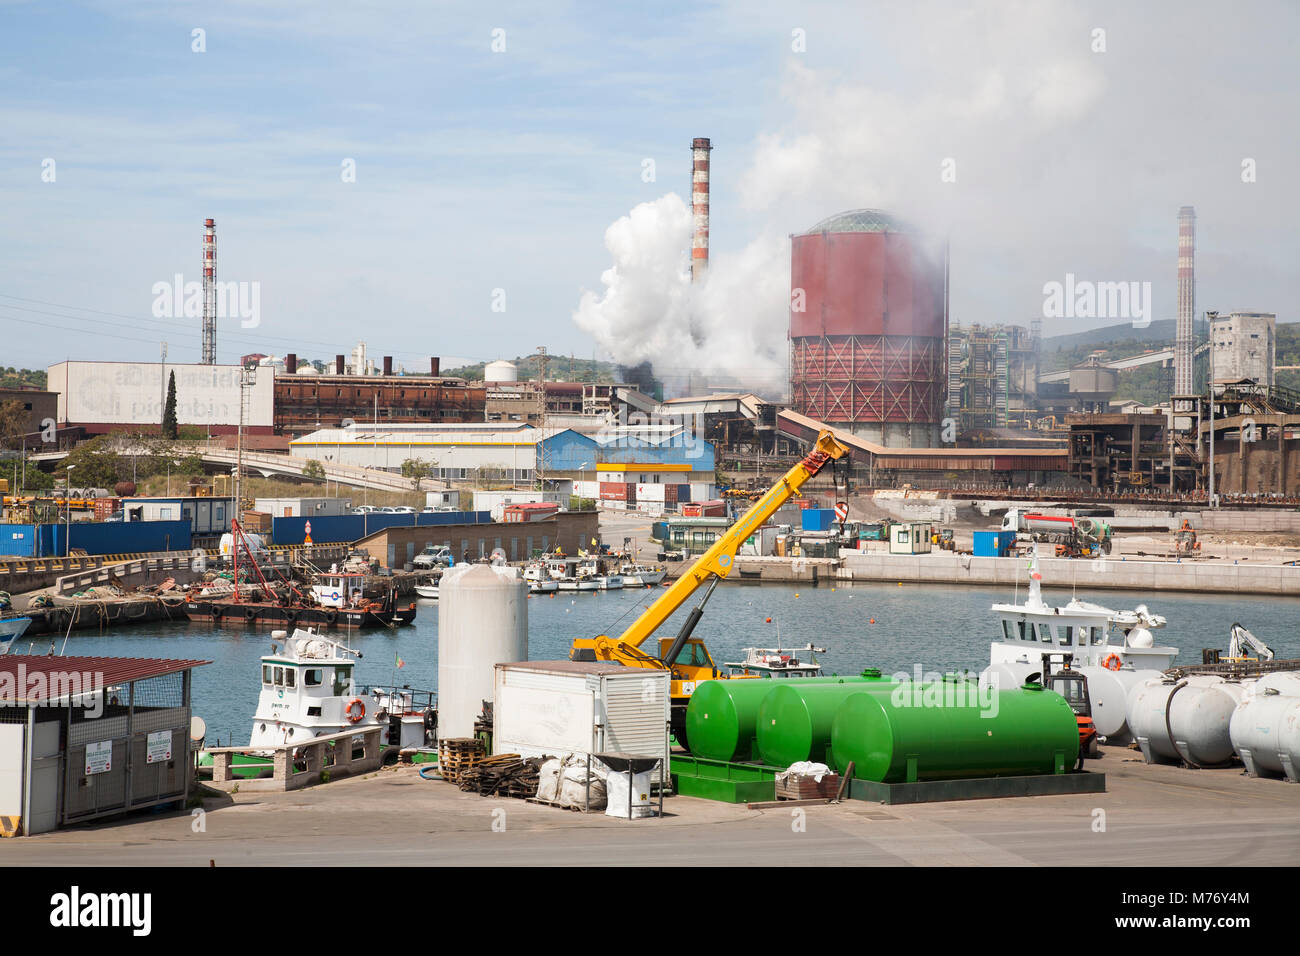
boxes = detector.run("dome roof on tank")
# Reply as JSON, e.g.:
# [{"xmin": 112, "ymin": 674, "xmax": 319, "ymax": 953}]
[{"xmin": 798, "ymin": 208, "xmax": 904, "ymax": 236}]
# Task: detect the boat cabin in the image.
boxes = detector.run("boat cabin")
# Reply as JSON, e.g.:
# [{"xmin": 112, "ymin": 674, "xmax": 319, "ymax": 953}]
[{"xmin": 311, "ymin": 573, "xmax": 368, "ymax": 609}]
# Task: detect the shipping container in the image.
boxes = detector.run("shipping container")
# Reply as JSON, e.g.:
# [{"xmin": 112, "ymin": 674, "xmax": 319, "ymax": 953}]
[
  {"xmin": 973, "ymin": 530, "xmax": 1016, "ymax": 557},
  {"xmin": 503, "ymin": 502, "xmax": 560, "ymax": 522},
  {"xmin": 493, "ymin": 661, "xmax": 669, "ymax": 768},
  {"xmin": 801, "ymin": 508, "xmax": 836, "ymax": 532},
  {"xmin": 636, "ymin": 483, "xmax": 667, "ymax": 502},
  {"xmin": 92, "ymin": 498, "xmax": 121, "ymax": 521}
]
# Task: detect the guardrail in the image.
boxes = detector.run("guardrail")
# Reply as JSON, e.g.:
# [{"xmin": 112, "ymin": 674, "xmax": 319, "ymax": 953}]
[{"xmin": 203, "ymin": 726, "xmax": 384, "ymax": 791}]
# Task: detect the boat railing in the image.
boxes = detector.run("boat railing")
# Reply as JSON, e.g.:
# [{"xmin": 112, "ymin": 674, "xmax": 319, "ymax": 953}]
[{"xmin": 361, "ymin": 685, "xmax": 437, "ymax": 713}]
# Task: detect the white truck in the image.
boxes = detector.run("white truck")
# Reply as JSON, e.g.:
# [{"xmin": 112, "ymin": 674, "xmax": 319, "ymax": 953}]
[{"xmin": 1001, "ymin": 508, "xmax": 1112, "ymax": 556}]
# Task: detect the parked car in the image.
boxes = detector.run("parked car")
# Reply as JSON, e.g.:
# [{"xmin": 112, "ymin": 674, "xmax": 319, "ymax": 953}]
[
  {"xmin": 413, "ymin": 546, "xmax": 454, "ymax": 569},
  {"xmin": 381, "ymin": 506, "xmax": 416, "ymax": 514},
  {"xmin": 353, "ymin": 505, "xmax": 380, "ymax": 514}
]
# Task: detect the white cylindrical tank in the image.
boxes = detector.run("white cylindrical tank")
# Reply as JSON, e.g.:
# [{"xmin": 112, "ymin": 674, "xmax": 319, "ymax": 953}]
[
  {"xmin": 1229, "ymin": 691, "xmax": 1300, "ymax": 780},
  {"xmin": 437, "ymin": 563, "xmax": 528, "ymax": 738},
  {"xmin": 1127, "ymin": 675, "xmax": 1246, "ymax": 766},
  {"xmin": 484, "ymin": 360, "xmax": 518, "ymax": 383},
  {"xmin": 1076, "ymin": 666, "xmax": 1159, "ymax": 741},
  {"xmin": 1240, "ymin": 671, "xmax": 1300, "ymax": 701},
  {"xmin": 980, "ymin": 662, "xmax": 1158, "ymax": 741}
]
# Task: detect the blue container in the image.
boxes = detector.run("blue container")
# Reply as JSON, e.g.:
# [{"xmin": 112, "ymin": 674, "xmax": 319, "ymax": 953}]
[
  {"xmin": 974, "ymin": 530, "xmax": 1017, "ymax": 557},
  {"xmin": 801, "ymin": 508, "xmax": 835, "ymax": 532}
]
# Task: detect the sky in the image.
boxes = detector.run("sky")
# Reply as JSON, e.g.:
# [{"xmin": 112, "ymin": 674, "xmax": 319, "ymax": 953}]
[{"xmin": 2, "ymin": 0, "xmax": 1297, "ymax": 392}]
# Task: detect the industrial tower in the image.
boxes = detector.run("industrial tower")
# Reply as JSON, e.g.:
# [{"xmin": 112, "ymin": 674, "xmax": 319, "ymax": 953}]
[
  {"xmin": 201, "ymin": 218, "xmax": 217, "ymax": 364},
  {"xmin": 690, "ymin": 138, "xmax": 711, "ymax": 281},
  {"xmin": 1174, "ymin": 206, "xmax": 1195, "ymax": 409}
]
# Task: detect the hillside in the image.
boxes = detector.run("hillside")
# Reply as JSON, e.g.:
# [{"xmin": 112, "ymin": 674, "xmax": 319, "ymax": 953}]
[
  {"xmin": 0, "ymin": 368, "xmax": 47, "ymax": 390},
  {"xmin": 443, "ymin": 353, "xmax": 624, "ymax": 385}
]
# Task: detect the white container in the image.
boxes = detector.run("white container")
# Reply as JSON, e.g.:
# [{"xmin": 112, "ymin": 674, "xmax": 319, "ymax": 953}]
[
  {"xmin": 493, "ymin": 661, "xmax": 669, "ymax": 769},
  {"xmin": 982, "ymin": 664, "xmax": 1160, "ymax": 741},
  {"xmin": 1230, "ymin": 691, "xmax": 1300, "ymax": 780},
  {"xmin": 1241, "ymin": 671, "xmax": 1300, "ymax": 701},
  {"xmin": 484, "ymin": 360, "xmax": 518, "ymax": 383},
  {"xmin": 635, "ymin": 483, "xmax": 667, "ymax": 502},
  {"xmin": 438, "ymin": 564, "xmax": 528, "ymax": 738},
  {"xmin": 572, "ymin": 481, "xmax": 600, "ymax": 499}
]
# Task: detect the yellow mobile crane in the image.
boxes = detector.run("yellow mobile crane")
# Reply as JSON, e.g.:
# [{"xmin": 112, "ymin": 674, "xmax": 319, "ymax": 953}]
[{"xmin": 569, "ymin": 429, "xmax": 852, "ymax": 741}]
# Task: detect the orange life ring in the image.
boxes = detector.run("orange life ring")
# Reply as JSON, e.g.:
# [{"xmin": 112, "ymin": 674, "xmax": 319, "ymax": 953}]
[
  {"xmin": 345, "ymin": 698, "xmax": 366, "ymax": 723},
  {"xmin": 1102, "ymin": 653, "xmax": 1122, "ymax": 671}
]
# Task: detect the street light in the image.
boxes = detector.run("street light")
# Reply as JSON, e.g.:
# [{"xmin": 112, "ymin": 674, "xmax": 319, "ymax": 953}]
[{"xmin": 65, "ymin": 465, "xmax": 75, "ymax": 556}]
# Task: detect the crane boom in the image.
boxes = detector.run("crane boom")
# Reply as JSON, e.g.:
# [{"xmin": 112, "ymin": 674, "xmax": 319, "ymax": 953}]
[{"xmin": 611, "ymin": 429, "xmax": 851, "ymax": 651}]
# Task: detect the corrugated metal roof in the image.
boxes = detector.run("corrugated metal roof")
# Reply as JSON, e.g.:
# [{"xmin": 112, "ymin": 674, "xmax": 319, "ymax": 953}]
[{"xmin": 0, "ymin": 656, "xmax": 209, "ymax": 703}]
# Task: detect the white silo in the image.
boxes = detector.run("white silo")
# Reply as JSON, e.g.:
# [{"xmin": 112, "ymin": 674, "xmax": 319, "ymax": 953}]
[
  {"xmin": 484, "ymin": 360, "xmax": 518, "ymax": 383},
  {"xmin": 437, "ymin": 563, "xmax": 528, "ymax": 738}
]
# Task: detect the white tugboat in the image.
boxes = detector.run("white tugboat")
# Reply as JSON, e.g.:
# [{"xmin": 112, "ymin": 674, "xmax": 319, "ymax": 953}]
[
  {"xmin": 979, "ymin": 547, "xmax": 1179, "ymax": 743},
  {"xmin": 523, "ymin": 561, "xmax": 558, "ymax": 594},
  {"xmin": 204, "ymin": 628, "xmax": 436, "ymax": 777}
]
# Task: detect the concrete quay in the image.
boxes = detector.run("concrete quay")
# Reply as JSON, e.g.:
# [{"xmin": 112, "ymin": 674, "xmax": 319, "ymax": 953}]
[{"xmin": 3, "ymin": 749, "xmax": 1295, "ymax": 867}]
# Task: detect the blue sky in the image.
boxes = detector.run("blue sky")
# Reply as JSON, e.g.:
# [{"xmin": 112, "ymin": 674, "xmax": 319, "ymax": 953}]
[{"xmin": 2, "ymin": 1, "xmax": 1298, "ymax": 385}]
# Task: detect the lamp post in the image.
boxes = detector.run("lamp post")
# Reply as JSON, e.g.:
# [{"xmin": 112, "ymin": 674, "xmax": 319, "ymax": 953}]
[
  {"xmin": 65, "ymin": 464, "xmax": 75, "ymax": 556},
  {"xmin": 579, "ymin": 463, "xmax": 589, "ymax": 509}
]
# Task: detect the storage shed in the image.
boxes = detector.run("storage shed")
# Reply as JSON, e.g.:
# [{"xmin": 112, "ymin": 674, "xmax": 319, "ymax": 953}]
[{"xmin": 0, "ymin": 656, "xmax": 208, "ymax": 836}]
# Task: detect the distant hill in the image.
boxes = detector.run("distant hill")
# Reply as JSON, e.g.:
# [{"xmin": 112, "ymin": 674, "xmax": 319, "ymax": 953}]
[
  {"xmin": 443, "ymin": 353, "xmax": 624, "ymax": 385},
  {"xmin": 0, "ymin": 368, "xmax": 47, "ymax": 390},
  {"xmin": 1040, "ymin": 319, "xmax": 1205, "ymax": 353}
]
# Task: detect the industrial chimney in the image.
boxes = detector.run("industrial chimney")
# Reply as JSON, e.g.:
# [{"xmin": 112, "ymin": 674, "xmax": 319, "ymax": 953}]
[
  {"xmin": 1175, "ymin": 206, "xmax": 1196, "ymax": 409},
  {"xmin": 383, "ymin": 356, "xmax": 393, "ymax": 376},
  {"xmin": 690, "ymin": 138, "xmax": 712, "ymax": 282},
  {"xmin": 201, "ymin": 219, "xmax": 217, "ymax": 364},
  {"xmin": 335, "ymin": 354, "xmax": 345, "ymax": 375},
  {"xmin": 285, "ymin": 353, "xmax": 297, "ymax": 374},
  {"xmin": 430, "ymin": 356, "xmax": 440, "ymax": 376}
]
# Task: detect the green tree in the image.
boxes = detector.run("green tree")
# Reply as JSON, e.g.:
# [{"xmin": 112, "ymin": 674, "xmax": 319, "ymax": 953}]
[
  {"xmin": 161, "ymin": 371, "xmax": 178, "ymax": 439},
  {"xmin": 0, "ymin": 399, "xmax": 27, "ymax": 450},
  {"xmin": 401, "ymin": 458, "xmax": 435, "ymax": 490},
  {"xmin": 302, "ymin": 459, "xmax": 326, "ymax": 481}
]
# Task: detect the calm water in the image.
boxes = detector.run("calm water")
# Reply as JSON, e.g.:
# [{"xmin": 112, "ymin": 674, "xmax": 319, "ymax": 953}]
[{"xmin": 25, "ymin": 582, "xmax": 1300, "ymax": 744}]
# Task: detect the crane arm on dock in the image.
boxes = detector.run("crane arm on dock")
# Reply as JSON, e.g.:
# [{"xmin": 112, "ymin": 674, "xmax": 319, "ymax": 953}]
[{"xmin": 606, "ymin": 429, "xmax": 851, "ymax": 657}]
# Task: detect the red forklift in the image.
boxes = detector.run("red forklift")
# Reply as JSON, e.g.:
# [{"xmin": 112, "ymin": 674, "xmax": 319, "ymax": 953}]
[{"xmin": 1029, "ymin": 652, "xmax": 1099, "ymax": 770}]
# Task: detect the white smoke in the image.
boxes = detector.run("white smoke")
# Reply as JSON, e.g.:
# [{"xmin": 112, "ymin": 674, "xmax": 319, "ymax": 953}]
[{"xmin": 572, "ymin": 193, "xmax": 789, "ymax": 397}]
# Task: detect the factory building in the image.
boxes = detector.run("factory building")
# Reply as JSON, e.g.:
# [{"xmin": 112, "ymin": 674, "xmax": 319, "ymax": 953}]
[
  {"xmin": 290, "ymin": 423, "xmax": 539, "ymax": 482},
  {"xmin": 789, "ymin": 209, "xmax": 947, "ymax": 447},
  {"xmin": 1210, "ymin": 312, "xmax": 1275, "ymax": 388},
  {"xmin": 273, "ymin": 354, "xmax": 485, "ymax": 437},
  {"xmin": 945, "ymin": 323, "xmax": 1040, "ymax": 433},
  {"xmin": 0, "ymin": 386, "xmax": 58, "ymax": 439},
  {"xmin": 47, "ymin": 361, "xmax": 274, "ymax": 435}
]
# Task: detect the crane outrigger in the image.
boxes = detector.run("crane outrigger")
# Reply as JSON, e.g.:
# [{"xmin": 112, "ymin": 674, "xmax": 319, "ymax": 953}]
[{"xmin": 569, "ymin": 429, "xmax": 852, "ymax": 742}]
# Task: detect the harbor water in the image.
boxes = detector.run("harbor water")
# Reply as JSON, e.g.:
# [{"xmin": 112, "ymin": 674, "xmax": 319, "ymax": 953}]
[{"xmin": 19, "ymin": 582, "xmax": 1300, "ymax": 746}]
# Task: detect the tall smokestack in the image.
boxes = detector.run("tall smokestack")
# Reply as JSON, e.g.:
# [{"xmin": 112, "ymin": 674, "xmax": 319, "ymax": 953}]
[
  {"xmin": 1175, "ymin": 206, "xmax": 1196, "ymax": 409},
  {"xmin": 335, "ymin": 354, "xmax": 345, "ymax": 374},
  {"xmin": 690, "ymin": 137, "xmax": 712, "ymax": 282},
  {"xmin": 201, "ymin": 218, "xmax": 217, "ymax": 364},
  {"xmin": 430, "ymin": 357, "xmax": 440, "ymax": 376},
  {"xmin": 383, "ymin": 355, "xmax": 393, "ymax": 376},
  {"xmin": 285, "ymin": 353, "xmax": 297, "ymax": 374}
]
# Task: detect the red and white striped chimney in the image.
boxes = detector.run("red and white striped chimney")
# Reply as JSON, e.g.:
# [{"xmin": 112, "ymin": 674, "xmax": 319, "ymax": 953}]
[{"xmin": 690, "ymin": 137, "xmax": 712, "ymax": 282}]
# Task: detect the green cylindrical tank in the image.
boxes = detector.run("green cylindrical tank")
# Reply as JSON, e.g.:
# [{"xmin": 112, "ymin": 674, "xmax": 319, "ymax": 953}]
[
  {"xmin": 830, "ymin": 681, "xmax": 1080, "ymax": 783},
  {"xmin": 755, "ymin": 681, "xmax": 898, "ymax": 768},
  {"xmin": 686, "ymin": 672, "xmax": 889, "ymax": 762}
]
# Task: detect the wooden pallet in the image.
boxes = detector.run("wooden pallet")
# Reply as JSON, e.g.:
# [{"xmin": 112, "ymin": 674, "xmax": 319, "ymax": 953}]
[
  {"xmin": 775, "ymin": 774, "xmax": 841, "ymax": 801},
  {"xmin": 437, "ymin": 737, "xmax": 486, "ymax": 784}
]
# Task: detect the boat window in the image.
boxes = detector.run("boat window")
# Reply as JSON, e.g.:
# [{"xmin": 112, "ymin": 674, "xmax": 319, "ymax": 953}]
[
  {"xmin": 304, "ymin": 669, "xmax": 322, "ymax": 687},
  {"xmin": 1002, "ymin": 621, "xmax": 1014, "ymax": 641},
  {"xmin": 262, "ymin": 665, "xmax": 272, "ymax": 685},
  {"xmin": 1091, "ymin": 626, "xmax": 1104, "ymax": 646},
  {"xmin": 1037, "ymin": 623, "xmax": 1052, "ymax": 644},
  {"xmin": 1017, "ymin": 621, "xmax": 1027, "ymax": 640},
  {"xmin": 285, "ymin": 669, "xmax": 296, "ymax": 689},
  {"xmin": 1059, "ymin": 626, "xmax": 1072, "ymax": 646},
  {"xmin": 274, "ymin": 667, "xmax": 284, "ymax": 686}
]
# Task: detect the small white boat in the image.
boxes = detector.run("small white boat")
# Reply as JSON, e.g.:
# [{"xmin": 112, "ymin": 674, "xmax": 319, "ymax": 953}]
[
  {"xmin": 595, "ymin": 574, "xmax": 625, "ymax": 590},
  {"xmin": 523, "ymin": 562, "xmax": 559, "ymax": 594},
  {"xmin": 0, "ymin": 615, "xmax": 32, "ymax": 655},
  {"xmin": 414, "ymin": 585, "xmax": 439, "ymax": 600},
  {"xmin": 620, "ymin": 564, "xmax": 667, "ymax": 587},
  {"xmin": 724, "ymin": 644, "xmax": 826, "ymax": 678}
]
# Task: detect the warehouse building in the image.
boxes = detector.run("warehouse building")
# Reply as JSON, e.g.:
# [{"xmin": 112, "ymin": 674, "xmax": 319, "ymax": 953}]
[
  {"xmin": 47, "ymin": 361, "xmax": 274, "ymax": 436},
  {"xmin": 354, "ymin": 510, "xmax": 599, "ymax": 567}
]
